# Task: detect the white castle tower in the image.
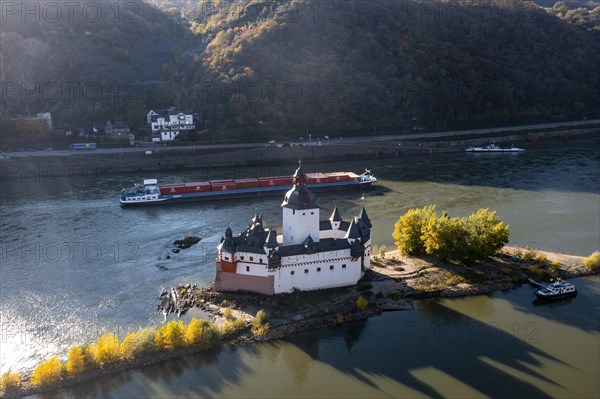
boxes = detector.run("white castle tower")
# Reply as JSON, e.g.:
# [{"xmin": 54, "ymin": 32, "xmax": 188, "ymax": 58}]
[
  {"xmin": 281, "ymin": 163, "xmax": 320, "ymax": 245},
  {"xmin": 215, "ymin": 163, "xmax": 372, "ymax": 295}
]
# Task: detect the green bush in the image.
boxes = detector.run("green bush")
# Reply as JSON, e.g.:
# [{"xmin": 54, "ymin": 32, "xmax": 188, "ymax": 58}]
[
  {"xmin": 378, "ymin": 245, "xmax": 387, "ymax": 258},
  {"xmin": 583, "ymin": 251, "xmax": 600, "ymax": 271},
  {"xmin": 251, "ymin": 310, "xmax": 270, "ymax": 335},
  {"xmin": 220, "ymin": 318, "xmax": 247, "ymax": 338},
  {"xmin": 222, "ymin": 307, "xmax": 235, "ymax": 320}
]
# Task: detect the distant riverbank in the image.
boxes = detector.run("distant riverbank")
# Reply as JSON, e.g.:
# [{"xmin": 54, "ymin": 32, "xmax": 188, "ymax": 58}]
[{"xmin": 1, "ymin": 127, "xmax": 598, "ymax": 181}]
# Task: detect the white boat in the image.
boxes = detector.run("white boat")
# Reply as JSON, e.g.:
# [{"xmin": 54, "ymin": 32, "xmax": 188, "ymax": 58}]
[
  {"xmin": 465, "ymin": 144, "xmax": 525, "ymax": 152},
  {"xmin": 534, "ymin": 278, "xmax": 577, "ymax": 300}
]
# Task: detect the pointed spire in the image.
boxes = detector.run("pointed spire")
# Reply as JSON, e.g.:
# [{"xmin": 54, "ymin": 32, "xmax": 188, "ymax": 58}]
[
  {"xmin": 359, "ymin": 206, "xmax": 372, "ymax": 228},
  {"xmin": 346, "ymin": 217, "xmax": 360, "ymax": 239},
  {"xmin": 329, "ymin": 206, "xmax": 342, "ymax": 222},
  {"xmin": 293, "ymin": 160, "xmax": 307, "ymax": 186},
  {"xmin": 265, "ymin": 229, "xmax": 279, "ymax": 248}
]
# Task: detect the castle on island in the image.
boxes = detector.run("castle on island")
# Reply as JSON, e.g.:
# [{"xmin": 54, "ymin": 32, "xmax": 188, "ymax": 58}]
[{"xmin": 215, "ymin": 163, "xmax": 373, "ymax": 295}]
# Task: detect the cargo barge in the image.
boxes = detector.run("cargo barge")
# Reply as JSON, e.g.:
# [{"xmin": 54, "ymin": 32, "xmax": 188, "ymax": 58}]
[{"xmin": 120, "ymin": 169, "xmax": 376, "ymax": 206}]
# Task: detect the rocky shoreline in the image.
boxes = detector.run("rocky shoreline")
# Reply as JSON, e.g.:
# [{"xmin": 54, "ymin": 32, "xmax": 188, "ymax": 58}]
[{"xmin": 3, "ymin": 247, "xmax": 597, "ymax": 398}]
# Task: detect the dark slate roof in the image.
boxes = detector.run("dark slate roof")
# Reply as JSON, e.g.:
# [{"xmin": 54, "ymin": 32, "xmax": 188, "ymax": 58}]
[
  {"xmin": 293, "ymin": 162, "xmax": 307, "ymax": 183},
  {"xmin": 265, "ymin": 229, "xmax": 278, "ymax": 248},
  {"xmin": 303, "ymin": 235, "xmax": 315, "ymax": 247},
  {"xmin": 277, "ymin": 238, "xmax": 352, "ymax": 257},
  {"xmin": 222, "ymin": 215, "xmax": 272, "ymax": 254},
  {"xmin": 360, "ymin": 206, "xmax": 372, "ymax": 228},
  {"xmin": 281, "ymin": 185, "xmax": 319, "ymax": 210},
  {"xmin": 346, "ymin": 217, "xmax": 361, "ymax": 239},
  {"xmin": 330, "ymin": 207, "xmax": 342, "ymax": 222},
  {"xmin": 319, "ymin": 220, "xmax": 351, "ymax": 231}
]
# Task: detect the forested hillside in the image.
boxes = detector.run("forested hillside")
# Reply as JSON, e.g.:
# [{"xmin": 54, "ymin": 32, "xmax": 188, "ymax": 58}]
[
  {"xmin": 2, "ymin": 0, "xmax": 599, "ymax": 143},
  {"xmin": 0, "ymin": 0, "xmax": 188, "ymax": 132}
]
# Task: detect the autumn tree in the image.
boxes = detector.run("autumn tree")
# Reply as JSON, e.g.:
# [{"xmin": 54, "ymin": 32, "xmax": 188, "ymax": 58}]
[
  {"xmin": 65, "ymin": 346, "xmax": 86, "ymax": 375},
  {"xmin": 393, "ymin": 206, "xmax": 510, "ymax": 264},
  {"xmin": 393, "ymin": 205, "xmax": 437, "ymax": 256},
  {"xmin": 93, "ymin": 333, "xmax": 121, "ymax": 366},
  {"xmin": 30, "ymin": 356, "xmax": 63, "ymax": 387},
  {"xmin": 155, "ymin": 320, "xmax": 185, "ymax": 350}
]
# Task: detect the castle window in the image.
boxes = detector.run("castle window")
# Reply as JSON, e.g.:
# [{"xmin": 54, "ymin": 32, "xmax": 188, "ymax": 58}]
[
  {"xmin": 330, "ymin": 265, "xmax": 334, "ymax": 270},
  {"xmin": 293, "ymin": 209, "xmax": 295, "ymax": 215},
  {"xmin": 342, "ymin": 264, "xmax": 347, "ymax": 269},
  {"xmin": 291, "ymin": 271, "xmax": 295, "ymax": 275},
  {"xmin": 246, "ymin": 266, "xmax": 250, "ymax": 272},
  {"xmin": 317, "ymin": 267, "xmax": 321, "ymax": 272},
  {"xmin": 311, "ymin": 212, "xmax": 314, "ymax": 215},
  {"xmin": 304, "ymin": 269, "xmax": 309, "ymax": 274},
  {"xmin": 250, "ymin": 256, "xmax": 254, "ymax": 261},
  {"xmin": 303, "ymin": 212, "xmax": 306, "ymax": 215},
  {"xmin": 240, "ymin": 256, "xmax": 245, "ymax": 260}
]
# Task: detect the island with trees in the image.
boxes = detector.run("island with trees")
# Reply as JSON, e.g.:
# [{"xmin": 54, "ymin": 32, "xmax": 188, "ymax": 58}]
[{"xmin": 2, "ymin": 206, "xmax": 598, "ymax": 397}]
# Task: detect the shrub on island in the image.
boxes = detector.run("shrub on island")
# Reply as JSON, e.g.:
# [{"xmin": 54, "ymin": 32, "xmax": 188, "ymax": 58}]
[
  {"xmin": 583, "ymin": 251, "xmax": 600, "ymax": 272},
  {"xmin": 393, "ymin": 206, "xmax": 509, "ymax": 263}
]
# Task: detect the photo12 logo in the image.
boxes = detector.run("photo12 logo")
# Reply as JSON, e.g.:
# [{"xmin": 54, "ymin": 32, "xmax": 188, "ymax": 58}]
[
  {"xmin": 0, "ymin": 240, "xmax": 140, "ymax": 264},
  {"xmin": 1, "ymin": 81, "xmax": 139, "ymax": 106},
  {"xmin": 1, "ymin": 1, "xmax": 140, "ymax": 24}
]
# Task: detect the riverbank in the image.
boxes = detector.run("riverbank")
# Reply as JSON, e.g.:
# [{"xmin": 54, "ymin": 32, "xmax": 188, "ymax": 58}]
[
  {"xmin": 2, "ymin": 247, "xmax": 597, "ymax": 398},
  {"xmin": 162, "ymin": 246, "xmax": 596, "ymax": 329},
  {"xmin": 1, "ymin": 127, "xmax": 598, "ymax": 181}
]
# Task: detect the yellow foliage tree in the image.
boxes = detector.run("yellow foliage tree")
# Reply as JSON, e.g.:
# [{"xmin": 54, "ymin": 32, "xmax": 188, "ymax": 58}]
[
  {"xmin": 393, "ymin": 205, "xmax": 437, "ymax": 256},
  {"xmin": 120, "ymin": 327, "xmax": 157, "ymax": 359},
  {"xmin": 155, "ymin": 320, "xmax": 185, "ymax": 350},
  {"xmin": 355, "ymin": 296, "xmax": 369, "ymax": 310},
  {"xmin": 66, "ymin": 346, "xmax": 86, "ymax": 376},
  {"xmin": 185, "ymin": 318, "xmax": 209, "ymax": 346},
  {"xmin": 30, "ymin": 356, "xmax": 63, "ymax": 387},
  {"xmin": 93, "ymin": 332, "xmax": 121, "ymax": 366},
  {"xmin": 0, "ymin": 370, "xmax": 22, "ymax": 392},
  {"xmin": 583, "ymin": 251, "xmax": 600, "ymax": 271}
]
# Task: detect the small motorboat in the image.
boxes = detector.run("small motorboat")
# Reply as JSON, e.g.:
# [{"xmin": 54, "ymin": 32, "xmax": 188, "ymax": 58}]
[{"xmin": 534, "ymin": 278, "xmax": 577, "ymax": 300}]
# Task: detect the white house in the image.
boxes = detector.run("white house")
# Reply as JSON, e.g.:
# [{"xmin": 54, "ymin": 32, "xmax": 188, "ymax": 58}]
[
  {"xmin": 36, "ymin": 112, "xmax": 52, "ymax": 129},
  {"xmin": 215, "ymin": 164, "xmax": 372, "ymax": 295},
  {"xmin": 146, "ymin": 109, "xmax": 195, "ymax": 141}
]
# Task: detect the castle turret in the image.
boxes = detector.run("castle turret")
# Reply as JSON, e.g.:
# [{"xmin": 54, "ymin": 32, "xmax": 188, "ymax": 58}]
[
  {"xmin": 281, "ymin": 162, "xmax": 320, "ymax": 245},
  {"xmin": 329, "ymin": 206, "xmax": 342, "ymax": 230}
]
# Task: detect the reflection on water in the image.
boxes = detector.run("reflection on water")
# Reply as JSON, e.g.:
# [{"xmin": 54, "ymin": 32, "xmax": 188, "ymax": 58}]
[{"xmin": 51, "ymin": 276, "xmax": 599, "ymax": 399}]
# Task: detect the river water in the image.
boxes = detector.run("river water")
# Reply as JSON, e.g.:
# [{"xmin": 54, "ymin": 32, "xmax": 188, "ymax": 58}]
[{"xmin": 0, "ymin": 138, "xmax": 598, "ymax": 397}]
